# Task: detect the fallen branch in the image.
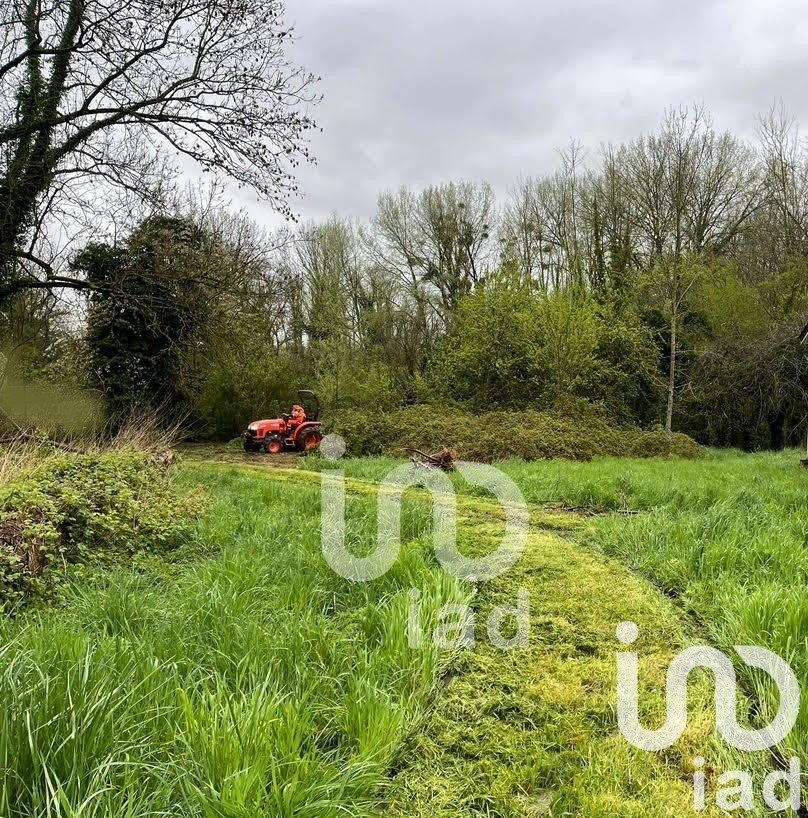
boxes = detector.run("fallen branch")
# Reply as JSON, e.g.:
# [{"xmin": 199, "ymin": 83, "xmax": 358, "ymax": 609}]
[{"xmin": 409, "ymin": 446, "xmax": 457, "ymax": 472}]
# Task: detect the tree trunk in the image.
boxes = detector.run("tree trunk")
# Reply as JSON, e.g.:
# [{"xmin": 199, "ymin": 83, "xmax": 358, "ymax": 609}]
[{"xmin": 666, "ymin": 305, "xmax": 677, "ymax": 442}]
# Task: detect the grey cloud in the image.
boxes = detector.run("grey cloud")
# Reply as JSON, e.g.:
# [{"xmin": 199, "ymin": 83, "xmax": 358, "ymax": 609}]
[{"xmin": 231, "ymin": 0, "xmax": 808, "ymax": 228}]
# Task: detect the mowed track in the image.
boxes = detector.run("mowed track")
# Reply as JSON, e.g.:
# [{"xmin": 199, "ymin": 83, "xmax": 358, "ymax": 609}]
[
  {"xmin": 188, "ymin": 461, "xmax": 772, "ymax": 817},
  {"xmin": 181, "ymin": 443, "xmax": 304, "ymax": 470}
]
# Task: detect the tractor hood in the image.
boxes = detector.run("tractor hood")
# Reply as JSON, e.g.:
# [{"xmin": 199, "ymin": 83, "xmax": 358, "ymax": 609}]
[{"xmin": 248, "ymin": 419, "xmax": 286, "ymax": 433}]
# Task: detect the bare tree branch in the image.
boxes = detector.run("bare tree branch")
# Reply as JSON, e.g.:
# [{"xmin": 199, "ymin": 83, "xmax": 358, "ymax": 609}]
[{"xmin": 0, "ymin": 0, "xmax": 319, "ymax": 302}]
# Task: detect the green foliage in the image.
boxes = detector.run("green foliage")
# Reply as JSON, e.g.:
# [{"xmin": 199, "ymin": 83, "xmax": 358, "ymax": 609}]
[
  {"xmin": 314, "ymin": 349, "xmax": 400, "ymax": 415},
  {"xmin": 0, "ymin": 449, "xmax": 197, "ymax": 607},
  {"xmin": 193, "ymin": 347, "xmax": 305, "ymax": 440},
  {"xmin": 192, "ymin": 343, "xmax": 400, "ymax": 441},
  {"xmin": 66, "ymin": 175, "xmax": 808, "ymax": 451},
  {"xmin": 582, "ymin": 303, "xmax": 663, "ymax": 425},
  {"xmin": 429, "ymin": 285, "xmax": 662, "ymax": 424},
  {"xmin": 673, "ymin": 259, "xmax": 808, "ymax": 449},
  {"xmin": 77, "ymin": 217, "xmax": 211, "ymax": 422},
  {"xmin": 330, "ymin": 404, "xmax": 700, "ymax": 461}
]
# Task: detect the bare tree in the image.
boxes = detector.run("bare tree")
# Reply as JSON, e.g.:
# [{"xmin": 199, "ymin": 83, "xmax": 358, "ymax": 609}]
[
  {"xmin": 613, "ymin": 107, "xmax": 761, "ymax": 437},
  {"xmin": 501, "ymin": 144, "xmax": 594, "ymax": 291},
  {"xmin": 0, "ymin": 0, "xmax": 318, "ymax": 304},
  {"xmin": 759, "ymin": 106, "xmax": 808, "ymax": 257},
  {"xmin": 370, "ymin": 181, "xmax": 496, "ymax": 322}
]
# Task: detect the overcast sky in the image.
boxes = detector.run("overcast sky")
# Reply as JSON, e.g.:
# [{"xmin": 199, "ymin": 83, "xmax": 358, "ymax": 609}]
[{"xmin": 234, "ymin": 0, "xmax": 808, "ymax": 228}]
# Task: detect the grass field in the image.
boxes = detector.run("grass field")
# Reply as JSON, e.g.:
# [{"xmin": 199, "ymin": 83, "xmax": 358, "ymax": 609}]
[
  {"xmin": 0, "ymin": 449, "xmax": 803, "ymax": 816},
  {"xmin": 306, "ymin": 451, "xmax": 808, "ymax": 777},
  {"xmin": 0, "ymin": 464, "xmax": 470, "ymax": 816}
]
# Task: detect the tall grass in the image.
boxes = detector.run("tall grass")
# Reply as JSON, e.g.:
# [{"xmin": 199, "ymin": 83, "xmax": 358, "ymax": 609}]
[
  {"xmin": 5, "ymin": 447, "xmax": 805, "ymax": 814},
  {"xmin": 549, "ymin": 451, "xmax": 808, "ymax": 765},
  {"xmin": 0, "ymin": 438, "xmax": 54, "ymax": 487},
  {"xmin": 102, "ymin": 410, "xmax": 184, "ymax": 453},
  {"xmin": 0, "ymin": 411, "xmax": 180, "ymax": 498},
  {"xmin": 483, "ymin": 451, "xmax": 808, "ymax": 766},
  {"xmin": 0, "ymin": 465, "xmax": 464, "ymax": 817}
]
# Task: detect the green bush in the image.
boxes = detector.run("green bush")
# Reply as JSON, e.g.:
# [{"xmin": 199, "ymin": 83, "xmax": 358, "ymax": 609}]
[
  {"xmin": 331, "ymin": 405, "xmax": 700, "ymax": 462},
  {"xmin": 427, "ymin": 285, "xmax": 663, "ymax": 426},
  {"xmin": 0, "ymin": 450, "xmax": 198, "ymax": 607}
]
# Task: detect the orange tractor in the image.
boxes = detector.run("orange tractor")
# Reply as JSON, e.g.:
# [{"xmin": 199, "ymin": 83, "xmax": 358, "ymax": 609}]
[{"xmin": 243, "ymin": 390, "xmax": 323, "ymax": 454}]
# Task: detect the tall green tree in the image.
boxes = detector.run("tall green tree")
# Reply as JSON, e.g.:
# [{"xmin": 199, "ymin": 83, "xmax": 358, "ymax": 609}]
[{"xmin": 77, "ymin": 218, "xmax": 209, "ymax": 420}]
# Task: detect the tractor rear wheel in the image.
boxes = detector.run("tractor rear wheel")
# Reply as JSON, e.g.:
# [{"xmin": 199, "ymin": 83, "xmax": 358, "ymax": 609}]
[
  {"xmin": 299, "ymin": 430, "xmax": 323, "ymax": 453},
  {"xmin": 264, "ymin": 435, "xmax": 284, "ymax": 454}
]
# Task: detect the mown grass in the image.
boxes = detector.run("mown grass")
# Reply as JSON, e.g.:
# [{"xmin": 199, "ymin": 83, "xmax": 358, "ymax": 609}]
[
  {"xmin": 206, "ymin": 462, "xmax": 775, "ymax": 815},
  {"xmin": 482, "ymin": 450, "xmax": 808, "ymax": 768},
  {"xmin": 383, "ymin": 493, "xmax": 772, "ymax": 817},
  {"xmin": 546, "ymin": 450, "xmax": 808, "ymax": 771}
]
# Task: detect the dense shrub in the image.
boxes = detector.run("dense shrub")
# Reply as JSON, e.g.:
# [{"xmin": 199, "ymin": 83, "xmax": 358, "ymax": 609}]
[
  {"xmin": 78, "ymin": 223, "xmax": 204, "ymax": 422},
  {"xmin": 428, "ymin": 286, "xmax": 663, "ymax": 425},
  {"xmin": 192, "ymin": 349, "xmax": 306, "ymax": 440},
  {"xmin": 331, "ymin": 405, "xmax": 700, "ymax": 462},
  {"xmin": 0, "ymin": 449, "xmax": 198, "ymax": 607}
]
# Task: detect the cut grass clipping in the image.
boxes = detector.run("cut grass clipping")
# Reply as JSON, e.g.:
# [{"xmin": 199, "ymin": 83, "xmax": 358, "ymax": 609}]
[{"xmin": 305, "ymin": 451, "xmax": 807, "ymax": 813}]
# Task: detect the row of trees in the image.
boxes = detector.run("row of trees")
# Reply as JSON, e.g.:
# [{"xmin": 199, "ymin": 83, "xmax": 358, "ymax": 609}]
[
  {"xmin": 240, "ymin": 106, "xmax": 808, "ymax": 448},
  {"xmin": 3, "ymin": 106, "xmax": 808, "ymax": 448},
  {"xmin": 1, "ymin": 4, "xmax": 804, "ymax": 448}
]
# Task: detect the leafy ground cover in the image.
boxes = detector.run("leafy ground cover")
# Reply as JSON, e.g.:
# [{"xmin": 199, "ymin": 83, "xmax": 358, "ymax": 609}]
[
  {"xmin": 0, "ymin": 445, "xmax": 198, "ymax": 608},
  {"xmin": 329, "ymin": 405, "xmax": 701, "ymax": 461}
]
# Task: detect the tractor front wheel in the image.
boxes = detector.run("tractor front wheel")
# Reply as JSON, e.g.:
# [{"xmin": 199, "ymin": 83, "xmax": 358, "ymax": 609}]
[{"xmin": 264, "ymin": 435, "xmax": 284, "ymax": 454}]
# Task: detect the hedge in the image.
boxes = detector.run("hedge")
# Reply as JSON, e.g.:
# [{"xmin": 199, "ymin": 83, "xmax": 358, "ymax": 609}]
[{"xmin": 331, "ymin": 405, "xmax": 701, "ymax": 462}]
